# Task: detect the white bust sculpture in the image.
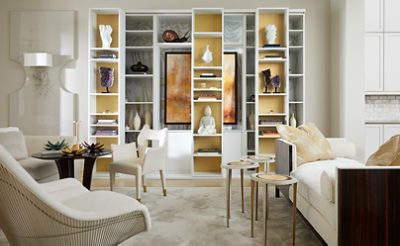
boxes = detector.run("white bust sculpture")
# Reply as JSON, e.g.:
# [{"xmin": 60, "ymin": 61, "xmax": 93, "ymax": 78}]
[
  {"xmin": 198, "ymin": 105, "xmax": 216, "ymax": 135},
  {"xmin": 99, "ymin": 24, "xmax": 113, "ymax": 48},
  {"xmin": 265, "ymin": 24, "xmax": 277, "ymax": 44}
]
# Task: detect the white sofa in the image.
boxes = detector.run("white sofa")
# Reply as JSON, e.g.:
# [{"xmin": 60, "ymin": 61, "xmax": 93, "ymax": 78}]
[
  {"xmin": 276, "ymin": 138, "xmax": 400, "ymax": 245},
  {"xmin": 0, "ymin": 127, "xmax": 76, "ymax": 182}
]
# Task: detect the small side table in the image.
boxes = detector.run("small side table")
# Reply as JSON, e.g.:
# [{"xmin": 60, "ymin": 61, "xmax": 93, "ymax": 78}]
[
  {"xmin": 250, "ymin": 173, "xmax": 297, "ymax": 246},
  {"xmin": 221, "ymin": 160, "xmax": 259, "ymax": 228}
]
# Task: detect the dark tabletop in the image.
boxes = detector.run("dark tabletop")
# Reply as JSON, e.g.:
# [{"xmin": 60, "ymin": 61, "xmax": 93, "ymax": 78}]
[{"xmin": 32, "ymin": 149, "xmax": 112, "ymax": 160}]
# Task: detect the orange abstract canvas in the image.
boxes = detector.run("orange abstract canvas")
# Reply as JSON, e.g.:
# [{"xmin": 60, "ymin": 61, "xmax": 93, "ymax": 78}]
[
  {"xmin": 224, "ymin": 52, "xmax": 237, "ymax": 124},
  {"xmin": 165, "ymin": 52, "xmax": 192, "ymax": 124}
]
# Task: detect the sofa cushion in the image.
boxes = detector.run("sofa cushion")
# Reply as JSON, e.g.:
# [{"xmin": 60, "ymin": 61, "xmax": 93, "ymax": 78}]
[
  {"xmin": 18, "ymin": 158, "xmax": 58, "ymax": 180},
  {"xmin": 291, "ymin": 158, "xmax": 363, "ymax": 227},
  {"xmin": 0, "ymin": 130, "xmax": 28, "ymax": 160},
  {"xmin": 277, "ymin": 122, "xmax": 334, "ymax": 165},
  {"xmin": 367, "ymin": 134, "xmax": 400, "ymax": 166}
]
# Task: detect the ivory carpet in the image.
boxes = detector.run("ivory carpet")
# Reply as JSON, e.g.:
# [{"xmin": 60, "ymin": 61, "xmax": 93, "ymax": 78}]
[{"xmin": 0, "ymin": 187, "xmax": 321, "ymax": 246}]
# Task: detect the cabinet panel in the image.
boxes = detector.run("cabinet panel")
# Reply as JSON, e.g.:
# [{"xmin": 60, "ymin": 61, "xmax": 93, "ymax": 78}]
[
  {"xmin": 365, "ymin": 125, "xmax": 383, "ymax": 161},
  {"xmin": 365, "ymin": 34, "xmax": 383, "ymax": 92},
  {"xmin": 365, "ymin": 0, "xmax": 383, "ymax": 32},
  {"xmin": 384, "ymin": 0, "xmax": 400, "ymax": 32},
  {"xmin": 383, "ymin": 124, "xmax": 400, "ymax": 142},
  {"xmin": 384, "ymin": 34, "xmax": 400, "ymax": 91}
]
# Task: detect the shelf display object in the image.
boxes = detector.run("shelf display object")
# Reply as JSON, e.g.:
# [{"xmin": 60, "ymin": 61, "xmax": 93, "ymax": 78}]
[
  {"xmin": 192, "ymin": 9, "xmax": 224, "ymax": 176},
  {"xmin": 255, "ymin": 8, "xmax": 289, "ymax": 172},
  {"xmin": 88, "ymin": 9, "xmax": 123, "ymax": 172}
]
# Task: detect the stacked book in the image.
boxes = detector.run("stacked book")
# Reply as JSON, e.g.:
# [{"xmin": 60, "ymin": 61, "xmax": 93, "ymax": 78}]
[
  {"xmin": 197, "ymin": 148, "xmax": 220, "ymax": 155},
  {"xmin": 95, "ymin": 129, "xmax": 118, "ymax": 136},
  {"xmin": 200, "ymin": 73, "xmax": 216, "ymax": 78},
  {"xmin": 97, "ymin": 119, "xmax": 118, "ymax": 125}
]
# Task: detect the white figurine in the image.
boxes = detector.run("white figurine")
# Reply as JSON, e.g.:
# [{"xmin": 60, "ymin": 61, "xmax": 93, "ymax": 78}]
[
  {"xmin": 198, "ymin": 105, "xmax": 217, "ymax": 135},
  {"xmin": 265, "ymin": 24, "xmax": 277, "ymax": 44},
  {"xmin": 99, "ymin": 24, "xmax": 113, "ymax": 48},
  {"xmin": 202, "ymin": 45, "xmax": 213, "ymax": 64}
]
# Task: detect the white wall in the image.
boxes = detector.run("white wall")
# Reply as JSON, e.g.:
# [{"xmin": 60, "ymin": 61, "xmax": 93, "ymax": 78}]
[{"xmin": 330, "ymin": 0, "xmax": 365, "ymax": 160}]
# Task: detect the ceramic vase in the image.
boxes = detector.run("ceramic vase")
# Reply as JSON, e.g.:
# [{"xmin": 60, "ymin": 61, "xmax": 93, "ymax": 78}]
[
  {"xmin": 128, "ymin": 109, "xmax": 134, "ymax": 129},
  {"xmin": 144, "ymin": 110, "xmax": 152, "ymax": 128},
  {"xmin": 290, "ymin": 113, "xmax": 297, "ymax": 127},
  {"xmin": 248, "ymin": 113, "xmax": 255, "ymax": 130},
  {"xmin": 202, "ymin": 44, "xmax": 213, "ymax": 64},
  {"xmin": 133, "ymin": 112, "xmax": 141, "ymax": 130},
  {"xmin": 265, "ymin": 24, "xmax": 277, "ymax": 44}
]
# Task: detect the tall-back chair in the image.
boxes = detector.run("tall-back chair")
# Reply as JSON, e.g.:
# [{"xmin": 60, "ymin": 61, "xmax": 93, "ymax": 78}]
[
  {"xmin": 110, "ymin": 126, "xmax": 168, "ymax": 201},
  {"xmin": 0, "ymin": 144, "xmax": 150, "ymax": 246}
]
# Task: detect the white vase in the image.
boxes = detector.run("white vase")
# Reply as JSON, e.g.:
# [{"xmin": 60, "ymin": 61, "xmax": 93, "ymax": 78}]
[
  {"xmin": 290, "ymin": 113, "xmax": 297, "ymax": 127},
  {"xmin": 133, "ymin": 112, "xmax": 141, "ymax": 130},
  {"xmin": 202, "ymin": 45, "xmax": 213, "ymax": 64},
  {"xmin": 99, "ymin": 24, "xmax": 113, "ymax": 48},
  {"xmin": 128, "ymin": 109, "xmax": 134, "ymax": 129},
  {"xmin": 144, "ymin": 110, "xmax": 152, "ymax": 128},
  {"xmin": 265, "ymin": 24, "xmax": 277, "ymax": 45},
  {"xmin": 248, "ymin": 113, "xmax": 255, "ymax": 130}
]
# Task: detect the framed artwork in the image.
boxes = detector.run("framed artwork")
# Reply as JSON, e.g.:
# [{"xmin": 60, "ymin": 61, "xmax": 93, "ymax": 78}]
[
  {"xmin": 165, "ymin": 52, "xmax": 192, "ymax": 124},
  {"xmin": 223, "ymin": 52, "xmax": 238, "ymax": 124}
]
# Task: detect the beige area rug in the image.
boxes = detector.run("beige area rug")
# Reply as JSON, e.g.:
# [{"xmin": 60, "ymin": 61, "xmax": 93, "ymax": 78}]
[
  {"xmin": 0, "ymin": 187, "xmax": 320, "ymax": 246},
  {"xmin": 119, "ymin": 187, "xmax": 320, "ymax": 246}
]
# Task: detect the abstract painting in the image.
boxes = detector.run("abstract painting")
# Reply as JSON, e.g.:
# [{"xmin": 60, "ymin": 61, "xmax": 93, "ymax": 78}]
[
  {"xmin": 165, "ymin": 52, "xmax": 192, "ymax": 124},
  {"xmin": 224, "ymin": 52, "xmax": 237, "ymax": 124}
]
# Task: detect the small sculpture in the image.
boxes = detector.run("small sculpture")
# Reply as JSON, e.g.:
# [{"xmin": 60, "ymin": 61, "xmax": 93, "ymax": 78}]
[
  {"xmin": 271, "ymin": 75, "xmax": 281, "ymax": 93},
  {"xmin": 262, "ymin": 68, "xmax": 272, "ymax": 93},
  {"xmin": 265, "ymin": 24, "xmax": 277, "ymax": 45},
  {"xmin": 99, "ymin": 67, "xmax": 114, "ymax": 93},
  {"xmin": 202, "ymin": 45, "xmax": 213, "ymax": 64},
  {"xmin": 162, "ymin": 30, "xmax": 191, "ymax": 42},
  {"xmin": 99, "ymin": 25, "xmax": 113, "ymax": 48},
  {"xmin": 82, "ymin": 141, "xmax": 105, "ymax": 154},
  {"xmin": 198, "ymin": 105, "xmax": 217, "ymax": 135}
]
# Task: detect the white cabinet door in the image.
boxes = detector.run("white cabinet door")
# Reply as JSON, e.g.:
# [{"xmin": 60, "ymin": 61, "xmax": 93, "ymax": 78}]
[
  {"xmin": 365, "ymin": 33, "xmax": 383, "ymax": 91},
  {"xmin": 223, "ymin": 131, "xmax": 243, "ymax": 164},
  {"xmin": 365, "ymin": 125, "xmax": 383, "ymax": 161},
  {"xmin": 365, "ymin": 0, "xmax": 383, "ymax": 32},
  {"xmin": 166, "ymin": 131, "xmax": 192, "ymax": 172},
  {"xmin": 385, "ymin": 0, "xmax": 400, "ymax": 32},
  {"xmin": 384, "ymin": 34, "xmax": 400, "ymax": 92},
  {"xmin": 383, "ymin": 124, "xmax": 400, "ymax": 142}
]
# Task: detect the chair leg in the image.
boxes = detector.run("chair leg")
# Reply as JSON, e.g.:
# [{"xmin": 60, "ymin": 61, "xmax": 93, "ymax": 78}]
[
  {"xmin": 160, "ymin": 169, "xmax": 167, "ymax": 196},
  {"xmin": 110, "ymin": 170, "xmax": 115, "ymax": 191},
  {"xmin": 136, "ymin": 174, "xmax": 142, "ymax": 202},
  {"xmin": 142, "ymin": 175, "xmax": 147, "ymax": 192}
]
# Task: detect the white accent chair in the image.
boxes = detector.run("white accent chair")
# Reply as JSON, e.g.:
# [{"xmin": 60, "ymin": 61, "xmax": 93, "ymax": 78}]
[
  {"xmin": 0, "ymin": 144, "xmax": 151, "ymax": 246},
  {"xmin": 0, "ymin": 127, "xmax": 77, "ymax": 182},
  {"xmin": 110, "ymin": 126, "xmax": 168, "ymax": 201}
]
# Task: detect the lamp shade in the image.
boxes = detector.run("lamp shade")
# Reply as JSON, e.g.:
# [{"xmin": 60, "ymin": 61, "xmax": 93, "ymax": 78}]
[{"xmin": 23, "ymin": 53, "xmax": 53, "ymax": 67}]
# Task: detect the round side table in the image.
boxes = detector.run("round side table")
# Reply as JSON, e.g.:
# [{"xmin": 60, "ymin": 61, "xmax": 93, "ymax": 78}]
[
  {"xmin": 221, "ymin": 160, "xmax": 259, "ymax": 228},
  {"xmin": 241, "ymin": 154, "xmax": 275, "ymax": 173},
  {"xmin": 250, "ymin": 173, "xmax": 298, "ymax": 246}
]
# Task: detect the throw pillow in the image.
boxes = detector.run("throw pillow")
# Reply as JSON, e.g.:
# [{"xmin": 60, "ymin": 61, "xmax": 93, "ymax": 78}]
[
  {"xmin": 366, "ymin": 134, "xmax": 400, "ymax": 166},
  {"xmin": 0, "ymin": 130, "xmax": 29, "ymax": 160},
  {"xmin": 277, "ymin": 122, "xmax": 334, "ymax": 165}
]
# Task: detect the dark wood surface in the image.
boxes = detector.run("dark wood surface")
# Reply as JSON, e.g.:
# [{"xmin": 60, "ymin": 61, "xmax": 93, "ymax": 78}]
[
  {"xmin": 275, "ymin": 139, "xmax": 293, "ymax": 198},
  {"xmin": 338, "ymin": 168, "xmax": 400, "ymax": 246},
  {"xmin": 32, "ymin": 150, "xmax": 111, "ymax": 190}
]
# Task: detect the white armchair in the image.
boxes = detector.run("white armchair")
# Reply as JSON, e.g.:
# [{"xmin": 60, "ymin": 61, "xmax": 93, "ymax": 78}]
[
  {"xmin": 0, "ymin": 144, "xmax": 151, "ymax": 246},
  {"xmin": 110, "ymin": 126, "xmax": 168, "ymax": 201}
]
